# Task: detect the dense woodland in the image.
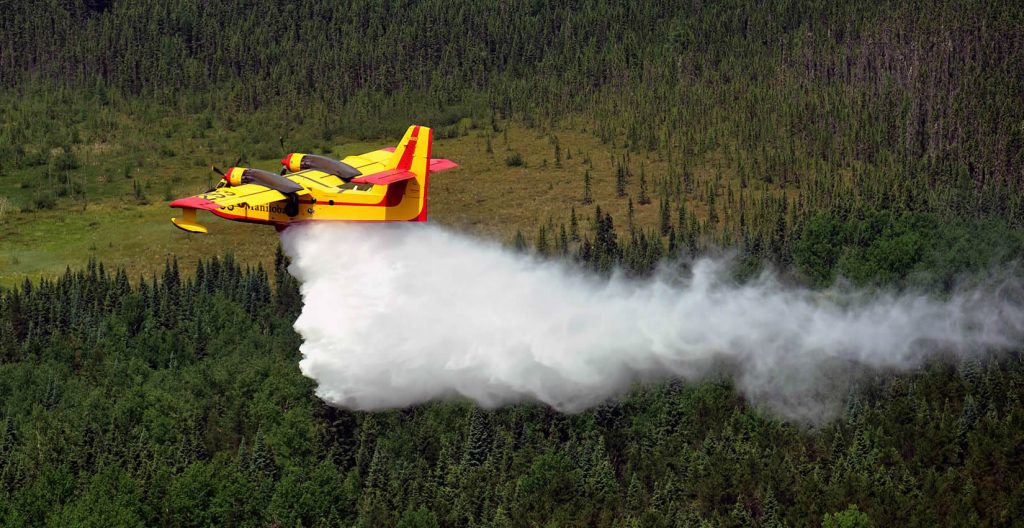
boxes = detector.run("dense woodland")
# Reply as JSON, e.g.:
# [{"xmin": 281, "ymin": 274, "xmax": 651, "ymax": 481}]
[
  {"xmin": 3, "ymin": 0, "xmax": 1024, "ymax": 526},
  {"xmin": 1, "ymin": 255, "xmax": 1022, "ymax": 526}
]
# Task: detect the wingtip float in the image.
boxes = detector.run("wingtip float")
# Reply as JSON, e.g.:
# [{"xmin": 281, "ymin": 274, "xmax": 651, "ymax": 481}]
[{"xmin": 169, "ymin": 125, "xmax": 457, "ymax": 233}]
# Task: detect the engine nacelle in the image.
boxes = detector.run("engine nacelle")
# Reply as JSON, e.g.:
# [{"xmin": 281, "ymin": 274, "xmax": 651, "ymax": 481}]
[
  {"xmin": 223, "ymin": 167, "xmax": 246, "ymax": 187},
  {"xmin": 282, "ymin": 153, "xmax": 361, "ymax": 181},
  {"xmin": 222, "ymin": 167, "xmax": 302, "ymax": 194}
]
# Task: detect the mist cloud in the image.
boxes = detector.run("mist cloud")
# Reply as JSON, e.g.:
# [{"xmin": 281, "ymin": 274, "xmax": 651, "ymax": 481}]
[{"xmin": 280, "ymin": 223, "xmax": 1024, "ymax": 422}]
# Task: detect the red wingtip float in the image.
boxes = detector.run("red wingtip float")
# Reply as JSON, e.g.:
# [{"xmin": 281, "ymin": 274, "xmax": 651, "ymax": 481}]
[{"xmin": 169, "ymin": 125, "xmax": 457, "ymax": 233}]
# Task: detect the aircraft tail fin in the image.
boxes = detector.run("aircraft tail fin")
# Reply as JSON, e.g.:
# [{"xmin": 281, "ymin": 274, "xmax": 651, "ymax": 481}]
[
  {"xmin": 386, "ymin": 125, "xmax": 432, "ymax": 221},
  {"xmin": 388, "ymin": 125, "xmax": 431, "ymax": 174}
]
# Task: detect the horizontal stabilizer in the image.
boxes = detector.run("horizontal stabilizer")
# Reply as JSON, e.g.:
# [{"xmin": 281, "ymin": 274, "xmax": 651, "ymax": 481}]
[
  {"xmin": 430, "ymin": 158, "xmax": 458, "ymax": 171},
  {"xmin": 378, "ymin": 146, "xmax": 456, "ymax": 171}
]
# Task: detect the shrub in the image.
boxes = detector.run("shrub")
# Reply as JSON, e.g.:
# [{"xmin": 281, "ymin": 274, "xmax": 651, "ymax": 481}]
[
  {"xmin": 53, "ymin": 149, "xmax": 79, "ymax": 171},
  {"xmin": 32, "ymin": 191, "xmax": 56, "ymax": 210},
  {"xmin": 24, "ymin": 149, "xmax": 48, "ymax": 167},
  {"xmin": 505, "ymin": 151, "xmax": 524, "ymax": 167}
]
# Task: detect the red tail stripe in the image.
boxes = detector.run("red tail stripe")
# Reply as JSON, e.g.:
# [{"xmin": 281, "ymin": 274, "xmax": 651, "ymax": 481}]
[{"xmin": 396, "ymin": 126, "xmax": 420, "ymax": 170}]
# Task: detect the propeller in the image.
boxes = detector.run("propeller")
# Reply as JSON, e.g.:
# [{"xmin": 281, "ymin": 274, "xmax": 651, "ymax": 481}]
[
  {"xmin": 204, "ymin": 166, "xmax": 225, "ymax": 192},
  {"xmin": 210, "ymin": 155, "xmax": 245, "ymax": 186},
  {"xmin": 278, "ymin": 134, "xmax": 289, "ymax": 174}
]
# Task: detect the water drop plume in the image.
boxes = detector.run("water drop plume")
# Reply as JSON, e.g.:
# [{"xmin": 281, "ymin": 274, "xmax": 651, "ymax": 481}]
[{"xmin": 280, "ymin": 222, "xmax": 1024, "ymax": 422}]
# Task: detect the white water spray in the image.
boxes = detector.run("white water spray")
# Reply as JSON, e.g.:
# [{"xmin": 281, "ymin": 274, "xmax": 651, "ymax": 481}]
[{"xmin": 280, "ymin": 222, "xmax": 1023, "ymax": 422}]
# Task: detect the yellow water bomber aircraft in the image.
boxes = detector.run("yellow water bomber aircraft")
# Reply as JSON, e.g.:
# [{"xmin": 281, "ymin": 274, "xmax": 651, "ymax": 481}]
[{"xmin": 169, "ymin": 125, "xmax": 456, "ymax": 233}]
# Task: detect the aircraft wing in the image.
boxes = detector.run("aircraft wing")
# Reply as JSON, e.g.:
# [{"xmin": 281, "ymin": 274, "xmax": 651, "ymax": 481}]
[
  {"xmin": 350, "ymin": 169, "xmax": 416, "ymax": 185},
  {"xmin": 169, "ymin": 183, "xmax": 295, "ymax": 233},
  {"xmin": 279, "ymin": 145, "xmax": 458, "ymax": 194},
  {"xmin": 171, "ymin": 184, "xmax": 288, "ymax": 210},
  {"xmin": 285, "ymin": 169, "xmax": 346, "ymax": 191},
  {"xmin": 340, "ymin": 148, "xmax": 395, "ymax": 175}
]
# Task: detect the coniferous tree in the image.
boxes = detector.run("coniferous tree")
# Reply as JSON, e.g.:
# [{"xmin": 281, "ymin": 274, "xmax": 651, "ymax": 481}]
[
  {"xmin": 248, "ymin": 428, "xmax": 277, "ymax": 482},
  {"xmin": 535, "ymin": 224, "xmax": 550, "ymax": 256},
  {"xmin": 659, "ymin": 198, "xmax": 671, "ymax": 236},
  {"xmin": 707, "ymin": 182, "xmax": 718, "ymax": 226},
  {"xmin": 462, "ymin": 409, "xmax": 490, "ymax": 468},
  {"xmin": 638, "ymin": 164, "xmax": 651, "ymax": 205},
  {"xmin": 513, "ymin": 230, "xmax": 527, "ymax": 252},
  {"xmin": 582, "ymin": 170, "xmax": 593, "ymax": 205},
  {"xmin": 616, "ymin": 161, "xmax": 628, "ymax": 198}
]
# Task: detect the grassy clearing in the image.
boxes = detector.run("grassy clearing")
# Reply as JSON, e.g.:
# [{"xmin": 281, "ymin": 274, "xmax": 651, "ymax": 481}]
[
  {"xmin": 0, "ymin": 201, "xmax": 280, "ymax": 286},
  {"xmin": 0, "ymin": 110, "xmax": 788, "ymax": 287}
]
